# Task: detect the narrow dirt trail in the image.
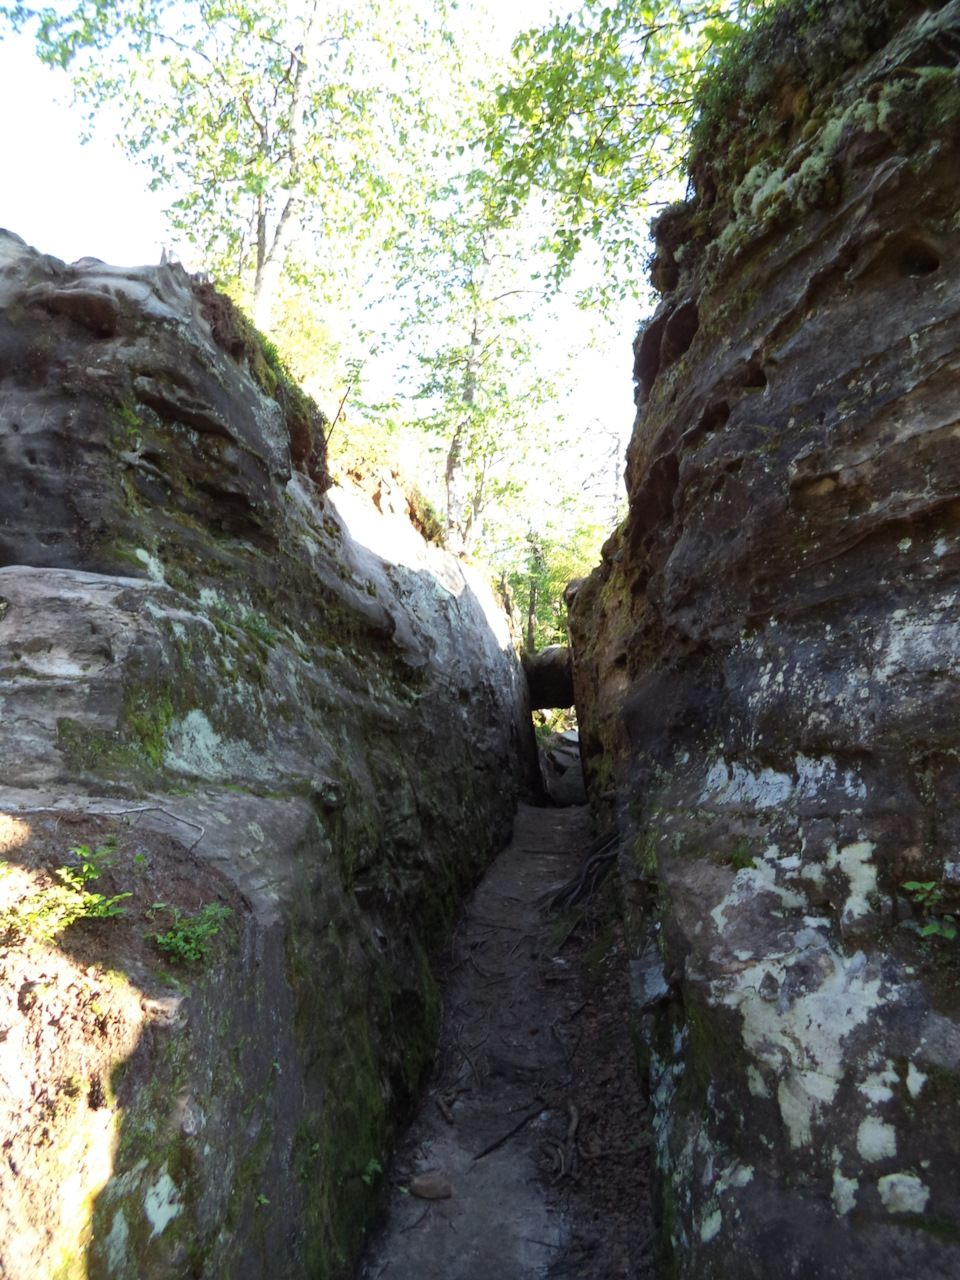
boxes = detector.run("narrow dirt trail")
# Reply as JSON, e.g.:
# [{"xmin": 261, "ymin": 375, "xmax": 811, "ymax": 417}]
[{"xmin": 357, "ymin": 803, "xmax": 655, "ymax": 1280}]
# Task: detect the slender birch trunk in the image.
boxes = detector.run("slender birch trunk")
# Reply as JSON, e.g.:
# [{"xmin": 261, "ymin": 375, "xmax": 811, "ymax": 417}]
[{"xmin": 251, "ymin": 1, "xmax": 321, "ymax": 329}]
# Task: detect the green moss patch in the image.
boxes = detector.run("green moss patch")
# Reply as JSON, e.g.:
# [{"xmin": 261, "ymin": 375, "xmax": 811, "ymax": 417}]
[
  {"xmin": 191, "ymin": 280, "xmax": 331, "ymax": 488},
  {"xmin": 690, "ymin": 0, "xmax": 935, "ymax": 179}
]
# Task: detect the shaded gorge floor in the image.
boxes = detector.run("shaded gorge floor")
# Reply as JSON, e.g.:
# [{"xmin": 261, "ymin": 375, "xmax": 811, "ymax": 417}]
[{"xmin": 357, "ymin": 803, "xmax": 655, "ymax": 1280}]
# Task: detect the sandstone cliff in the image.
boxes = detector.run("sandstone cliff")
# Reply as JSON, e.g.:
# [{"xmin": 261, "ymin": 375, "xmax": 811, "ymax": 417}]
[
  {"xmin": 0, "ymin": 230, "xmax": 536, "ymax": 1278},
  {"xmin": 569, "ymin": 1, "xmax": 960, "ymax": 1275}
]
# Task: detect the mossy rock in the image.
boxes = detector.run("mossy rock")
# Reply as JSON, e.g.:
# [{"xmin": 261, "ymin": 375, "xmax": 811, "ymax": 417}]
[{"xmin": 191, "ymin": 280, "xmax": 331, "ymax": 487}]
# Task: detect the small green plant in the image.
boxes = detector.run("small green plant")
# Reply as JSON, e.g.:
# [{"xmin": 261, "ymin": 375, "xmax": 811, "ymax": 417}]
[
  {"xmin": 254, "ymin": 1194, "xmax": 270, "ymax": 1208},
  {"xmin": 903, "ymin": 880, "xmax": 957, "ymax": 941},
  {"xmin": 155, "ymin": 970, "xmax": 190, "ymax": 996},
  {"xmin": 214, "ymin": 605, "xmax": 279, "ymax": 648},
  {"xmin": 361, "ymin": 1157, "xmax": 382, "ymax": 1186},
  {"xmin": 730, "ymin": 839, "xmax": 756, "ymax": 872},
  {"xmin": 404, "ymin": 483, "xmax": 444, "ymax": 545},
  {"xmin": 239, "ymin": 612, "xmax": 279, "ymax": 646},
  {"xmin": 0, "ymin": 843, "xmax": 131, "ymax": 944},
  {"xmin": 69, "ymin": 838, "xmax": 119, "ymax": 878},
  {"xmin": 146, "ymin": 903, "xmax": 232, "ymax": 963}
]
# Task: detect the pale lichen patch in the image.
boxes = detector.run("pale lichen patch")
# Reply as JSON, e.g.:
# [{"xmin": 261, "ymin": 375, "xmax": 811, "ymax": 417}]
[
  {"xmin": 144, "ymin": 1169, "xmax": 183, "ymax": 1239},
  {"xmin": 747, "ymin": 1066, "xmax": 770, "ymax": 1098},
  {"xmin": 859, "ymin": 1064, "xmax": 897, "ymax": 1106},
  {"xmin": 134, "ymin": 548, "xmax": 166, "ymax": 584},
  {"xmin": 777, "ymin": 1069, "xmax": 837, "ymax": 1150},
  {"xmin": 877, "ymin": 1172, "xmax": 929, "ymax": 1214},
  {"xmin": 710, "ymin": 859, "xmax": 805, "ymax": 935},
  {"xmin": 718, "ymin": 942, "xmax": 887, "ymax": 1150},
  {"xmin": 699, "ymin": 1207, "xmax": 722, "ymax": 1243},
  {"xmin": 857, "ymin": 1117, "xmax": 897, "ymax": 1163},
  {"xmin": 825, "ymin": 840, "xmax": 877, "ymax": 924},
  {"xmin": 832, "ymin": 1169, "xmax": 858, "ymax": 1217},
  {"xmin": 105, "ymin": 1208, "xmax": 130, "ymax": 1273},
  {"xmin": 164, "ymin": 708, "xmax": 268, "ymax": 783},
  {"xmin": 906, "ymin": 1062, "xmax": 927, "ymax": 1099},
  {"xmin": 716, "ymin": 1162, "xmax": 753, "ymax": 1195}
]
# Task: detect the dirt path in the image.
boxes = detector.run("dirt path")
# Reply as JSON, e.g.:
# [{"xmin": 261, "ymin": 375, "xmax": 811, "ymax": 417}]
[{"xmin": 357, "ymin": 803, "xmax": 656, "ymax": 1280}]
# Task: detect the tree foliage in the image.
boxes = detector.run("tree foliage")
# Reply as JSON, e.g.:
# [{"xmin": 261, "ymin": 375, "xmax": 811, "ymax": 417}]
[
  {"xmin": 512, "ymin": 519, "xmax": 608, "ymax": 654},
  {"xmin": 484, "ymin": 0, "xmax": 770, "ymax": 299},
  {"xmin": 390, "ymin": 206, "xmax": 565, "ymax": 555},
  {"xmin": 6, "ymin": 0, "xmax": 651, "ymax": 631},
  {"xmin": 5, "ymin": 0, "xmax": 447, "ymax": 324},
  {"xmin": 357, "ymin": 34, "xmax": 573, "ymax": 559}
]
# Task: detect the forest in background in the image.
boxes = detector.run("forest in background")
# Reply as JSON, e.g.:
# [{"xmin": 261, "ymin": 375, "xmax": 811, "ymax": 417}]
[{"xmin": 2, "ymin": 0, "xmax": 773, "ymax": 653}]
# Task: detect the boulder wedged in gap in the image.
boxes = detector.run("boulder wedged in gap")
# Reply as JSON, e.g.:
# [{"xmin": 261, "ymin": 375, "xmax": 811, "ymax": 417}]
[
  {"xmin": 569, "ymin": 3, "xmax": 960, "ymax": 1275},
  {"xmin": 523, "ymin": 644, "xmax": 574, "ymax": 709},
  {"xmin": 0, "ymin": 231, "xmax": 538, "ymax": 1279}
]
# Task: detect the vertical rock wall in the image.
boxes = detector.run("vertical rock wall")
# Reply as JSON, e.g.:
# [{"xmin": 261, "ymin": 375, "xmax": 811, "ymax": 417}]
[
  {"xmin": 569, "ymin": 3, "xmax": 960, "ymax": 1275},
  {"xmin": 0, "ymin": 231, "xmax": 537, "ymax": 1278}
]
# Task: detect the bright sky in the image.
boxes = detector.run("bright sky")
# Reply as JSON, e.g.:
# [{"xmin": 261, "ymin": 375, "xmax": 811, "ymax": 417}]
[
  {"xmin": 0, "ymin": 3, "xmax": 645, "ymax": 501},
  {"xmin": 0, "ymin": 0, "xmax": 573, "ymax": 266}
]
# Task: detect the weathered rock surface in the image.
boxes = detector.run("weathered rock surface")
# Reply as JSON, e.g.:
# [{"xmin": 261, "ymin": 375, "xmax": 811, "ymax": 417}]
[
  {"xmin": 523, "ymin": 644, "xmax": 575, "ymax": 709},
  {"xmin": 0, "ymin": 230, "xmax": 537, "ymax": 1278},
  {"xmin": 569, "ymin": 4, "xmax": 960, "ymax": 1276},
  {"xmin": 540, "ymin": 730, "xmax": 589, "ymax": 807}
]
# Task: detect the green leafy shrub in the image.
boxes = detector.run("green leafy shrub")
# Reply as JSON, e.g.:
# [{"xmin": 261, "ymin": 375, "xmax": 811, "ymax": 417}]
[
  {"xmin": 0, "ymin": 842, "xmax": 131, "ymax": 944},
  {"xmin": 146, "ymin": 903, "xmax": 232, "ymax": 963},
  {"xmin": 239, "ymin": 612, "xmax": 279, "ymax": 646},
  {"xmin": 190, "ymin": 280, "xmax": 330, "ymax": 487},
  {"xmin": 405, "ymin": 484, "xmax": 444, "ymax": 545},
  {"xmin": 903, "ymin": 880, "xmax": 957, "ymax": 941},
  {"xmin": 214, "ymin": 605, "xmax": 279, "ymax": 648}
]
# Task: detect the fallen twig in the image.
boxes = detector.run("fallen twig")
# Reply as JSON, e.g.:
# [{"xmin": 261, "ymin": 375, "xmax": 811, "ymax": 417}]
[
  {"xmin": 473, "ymin": 1104, "xmax": 545, "ymax": 1161},
  {"xmin": 456, "ymin": 1023, "xmax": 482, "ymax": 1088},
  {"xmin": 520, "ymin": 1236, "xmax": 565, "ymax": 1250},
  {"xmin": 399, "ymin": 1207, "xmax": 430, "ymax": 1233},
  {"xmin": 91, "ymin": 805, "xmax": 206, "ymax": 852},
  {"xmin": 579, "ymin": 1134, "xmax": 654, "ymax": 1160},
  {"xmin": 550, "ymin": 1020, "xmax": 574, "ymax": 1084},
  {"xmin": 552, "ymin": 1102, "xmax": 580, "ymax": 1185}
]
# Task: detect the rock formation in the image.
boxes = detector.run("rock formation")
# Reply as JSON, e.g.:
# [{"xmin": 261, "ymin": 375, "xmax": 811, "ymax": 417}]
[
  {"xmin": 0, "ymin": 230, "xmax": 536, "ymax": 1278},
  {"xmin": 569, "ymin": 2, "xmax": 960, "ymax": 1275},
  {"xmin": 538, "ymin": 731, "xmax": 588, "ymax": 807},
  {"xmin": 522, "ymin": 644, "xmax": 574, "ymax": 710}
]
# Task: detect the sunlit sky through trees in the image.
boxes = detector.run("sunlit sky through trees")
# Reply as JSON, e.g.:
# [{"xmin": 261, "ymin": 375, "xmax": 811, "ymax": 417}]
[{"xmin": 0, "ymin": 0, "xmax": 672, "ymax": 544}]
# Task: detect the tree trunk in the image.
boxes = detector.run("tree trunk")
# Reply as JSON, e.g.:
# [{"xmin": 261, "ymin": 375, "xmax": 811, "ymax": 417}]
[
  {"xmin": 445, "ymin": 424, "xmax": 469, "ymax": 556},
  {"xmin": 252, "ymin": 192, "xmax": 304, "ymax": 329},
  {"xmin": 444, "ymin": 309, "xmax": 484, "ymax": 553},
  {"xmin": 250, "ymin": 1, "xmax": 320, "ymax": 330}
]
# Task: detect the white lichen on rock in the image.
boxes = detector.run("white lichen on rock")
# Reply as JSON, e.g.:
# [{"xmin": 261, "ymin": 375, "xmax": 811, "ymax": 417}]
[
  {"xmin": 857, "ymin": 1117, "xmax": 897, "ymax": 1163},
  {"xmin": 877, "ymin": 1172, "xmax": 930, "ymax": 1215}
]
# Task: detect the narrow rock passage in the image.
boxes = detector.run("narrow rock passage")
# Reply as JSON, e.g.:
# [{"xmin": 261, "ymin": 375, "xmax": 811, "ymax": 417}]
[{"xmin": 357, "ymin": 803, "xmax": 655, "ymax": 1280}]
